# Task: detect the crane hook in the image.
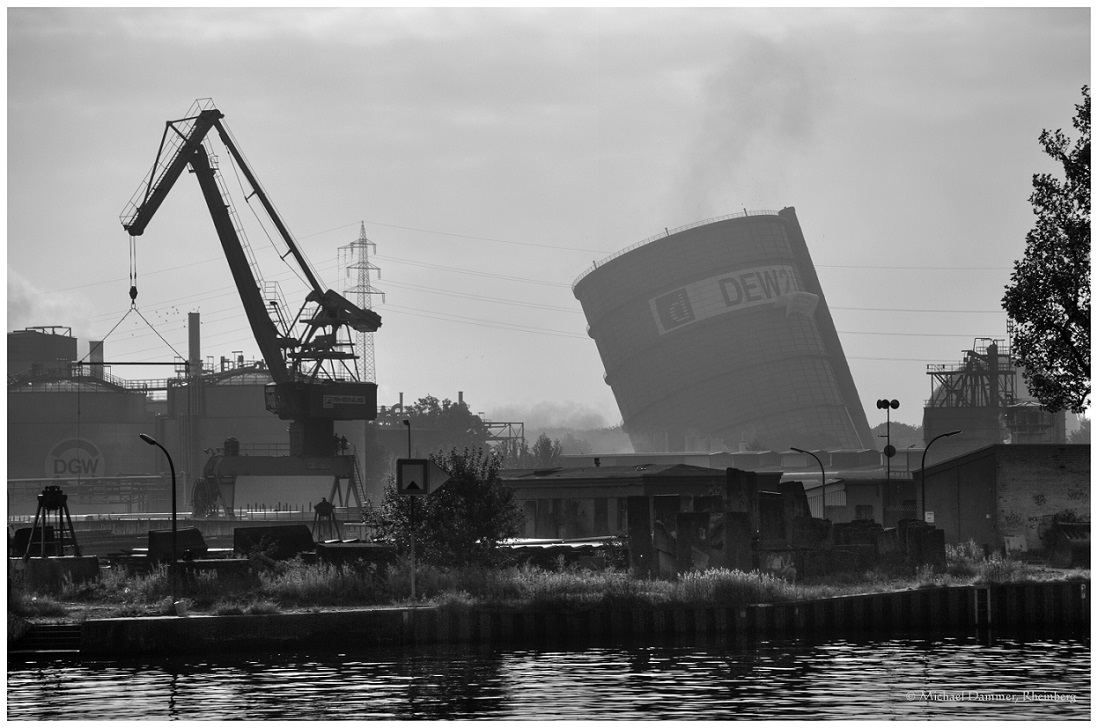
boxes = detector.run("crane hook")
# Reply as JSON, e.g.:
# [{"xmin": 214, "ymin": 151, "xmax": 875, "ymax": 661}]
[{"xmin": 128, "ymin": 235, "xmax": 139, "ymax": 307}]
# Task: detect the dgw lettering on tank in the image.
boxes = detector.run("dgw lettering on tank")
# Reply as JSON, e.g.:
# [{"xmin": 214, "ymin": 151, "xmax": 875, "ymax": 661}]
[
  {"xmin": 650, "ymin": 265, "xmax": 807, "ymax": 335},
  {"xmin": 45, "ymin": 438, "xmax": 103, "ymax": 478}
]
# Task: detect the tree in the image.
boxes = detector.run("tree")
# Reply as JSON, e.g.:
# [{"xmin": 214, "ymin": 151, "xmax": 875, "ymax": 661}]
[
  {"xmin": 1002, "ymin": 86, "xmax": 1090, "ymax": 413},
  {"xmin": 531, "ymin": 433, "xmax": 563, "ymax": 468},
  {"xmin": 378, "ymin": 447, "xmax": 525, "ymax": 567},
  {"xmin": 870, "ymin": 421, "xmax": 924, "ymax": 448},
  {"xmin": 1068, "ymin": 417, "xmax": 1090, "ymax": 444},
  {"xmin": 406, "ymin": 395, "xmax": 490, "ymax": 453}
]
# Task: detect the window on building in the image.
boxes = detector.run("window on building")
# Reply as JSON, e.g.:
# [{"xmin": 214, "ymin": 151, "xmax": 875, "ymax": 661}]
[{"xmin": 855, "ymin": 504, "xmax": 874, "ymax": 522}]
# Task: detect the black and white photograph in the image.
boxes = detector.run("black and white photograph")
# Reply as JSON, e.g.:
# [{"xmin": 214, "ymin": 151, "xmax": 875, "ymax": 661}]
[{"xmin": 7, "ymin": 4, "xmax": 1090, "ymax": 720}]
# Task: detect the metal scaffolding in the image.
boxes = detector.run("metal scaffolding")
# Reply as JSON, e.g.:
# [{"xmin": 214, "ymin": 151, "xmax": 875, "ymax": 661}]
[{"xmin": 926, "ymin": 338, "xmax": 1016, "ymax": 409}]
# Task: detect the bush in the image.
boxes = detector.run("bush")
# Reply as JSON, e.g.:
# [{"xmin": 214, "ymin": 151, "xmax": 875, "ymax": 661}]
[
  {"xmin": 377, "ymin": 448, "xmax": 525, "ymax": 568},
  {"xmin": 945, "ymin": 540, "xmax": 1035, "ymax": 584},
  {"xmin": 946, "ymin": 540, "xmax": 986, "ymax": 577},
  {"xmin": 974, "ymin": 555, "xmax": 1031, "ymax": 584},
  {"xmin": 8, "ymin": 590, "xmax": 68, "ymax": 618}
]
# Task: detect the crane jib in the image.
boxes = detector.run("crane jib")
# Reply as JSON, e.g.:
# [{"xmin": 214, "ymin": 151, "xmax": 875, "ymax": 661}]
[{"xmin": 122, "ymin": 109, "xmax": 224, "ymax": 237}]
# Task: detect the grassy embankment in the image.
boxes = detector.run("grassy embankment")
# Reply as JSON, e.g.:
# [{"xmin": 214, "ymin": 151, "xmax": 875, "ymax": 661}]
[{"xmin": 9, "ymin": 541, "xmax": 1088, "ymax": 623}]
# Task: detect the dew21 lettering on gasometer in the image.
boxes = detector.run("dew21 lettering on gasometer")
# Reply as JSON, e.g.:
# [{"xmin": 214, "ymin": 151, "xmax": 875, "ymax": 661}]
[{"xmin": 649, "ymin": 264, "xmax": 805, "ymax": 335}]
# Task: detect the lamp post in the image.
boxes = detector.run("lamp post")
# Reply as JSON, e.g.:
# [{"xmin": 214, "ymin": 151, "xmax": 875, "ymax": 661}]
[
  {"xmin": 790, "ymin": 447, "xmax": 826, "ymax": 490},
  {"xmin": 402, "ymin": 419, "xmax": 415, "ymax": 600},
  {"xmin": 876, "ymin": 399, "xmax": 900, "ymax": 483},
  {"xmin": 139, "ymin": 433, "xmax": 177, "ymax": 605},
  {"xmin": 921, "ymin": 430, "xmax": 962, "ymax": 524}
]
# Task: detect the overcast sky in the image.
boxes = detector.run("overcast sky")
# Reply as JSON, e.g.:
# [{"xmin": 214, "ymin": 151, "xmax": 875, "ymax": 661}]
[{"xmin": 6, "ymin": 6, "xmax": 1090, "ymax": 434}]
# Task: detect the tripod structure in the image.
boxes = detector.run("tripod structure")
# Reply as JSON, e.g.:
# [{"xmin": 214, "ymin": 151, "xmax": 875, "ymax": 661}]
[
  {"xmin": 312, "ymin": 498, "xmax": 342, "ymax": 542},
  {"xmin": 23, "ymin": 484, "xmax": 82, "ymax": 558}
]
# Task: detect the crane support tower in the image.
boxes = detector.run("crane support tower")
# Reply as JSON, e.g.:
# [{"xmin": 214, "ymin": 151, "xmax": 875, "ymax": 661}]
[{"xmin": 121, "ymin": 100, "xmax": 381, "ymax": 514}]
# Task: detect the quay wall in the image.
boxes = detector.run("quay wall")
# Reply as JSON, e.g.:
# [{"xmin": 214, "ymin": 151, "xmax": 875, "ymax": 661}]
[{"xmin": 79, "ymin": 580, "xmax": 1089, "ymax": 657}]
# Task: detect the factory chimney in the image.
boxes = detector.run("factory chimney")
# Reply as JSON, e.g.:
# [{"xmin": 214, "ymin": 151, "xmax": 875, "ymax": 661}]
[
  {"xmin": 188, "ymin": 312, "xmax": 203, "ymax": 377},
  {"xmin": 88, "ymin": 340, "xmax": 104, "ymax": 379}
]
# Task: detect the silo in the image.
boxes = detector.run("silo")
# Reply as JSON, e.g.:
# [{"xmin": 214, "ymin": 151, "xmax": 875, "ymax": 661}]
[{"xmin": 573, "ymin": 207, "xmax": 874, "ymax": 452}]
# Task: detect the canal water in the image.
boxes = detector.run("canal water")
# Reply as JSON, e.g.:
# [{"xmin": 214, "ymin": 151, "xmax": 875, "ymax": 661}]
[{"xmin": 7, "ymin": 632, "xmax": 1089, "ymax": 720}]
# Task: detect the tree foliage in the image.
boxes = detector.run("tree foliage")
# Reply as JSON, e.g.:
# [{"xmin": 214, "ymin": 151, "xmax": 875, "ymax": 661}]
[
  {"xmin": 378, "ymin": 447, "xmax": 525, "ymax": 567},
  {"xmin": 870, "ymin": 421, "xmax": 924, "ymax": 448},
  {"xmin": 530, "ymin": 433, "xmax": 564, "ymax": 468},
  {"xmin": 406, "ymin": 395, "xmax": 490, "ymax": 453},
  {"xmin": 1002, "ymin": 86, "xmax": 1091, "ymax": 413}
]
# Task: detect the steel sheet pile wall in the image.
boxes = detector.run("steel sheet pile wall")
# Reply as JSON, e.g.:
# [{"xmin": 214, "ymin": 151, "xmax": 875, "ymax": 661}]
[{"xmin": 573, "ymin": 208, "xmax": 873, "ymax": 452}]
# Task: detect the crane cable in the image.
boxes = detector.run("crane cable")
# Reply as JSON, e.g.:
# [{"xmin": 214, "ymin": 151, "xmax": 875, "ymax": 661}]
[{"xmin": 89, "ymin": 235, "xmax": 186, "ymax": 363}]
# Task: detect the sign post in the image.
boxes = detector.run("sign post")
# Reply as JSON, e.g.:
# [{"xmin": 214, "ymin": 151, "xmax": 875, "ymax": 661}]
[{"xmin": 395, "ymin": 459, "xmax": 451, "ymax": 601}]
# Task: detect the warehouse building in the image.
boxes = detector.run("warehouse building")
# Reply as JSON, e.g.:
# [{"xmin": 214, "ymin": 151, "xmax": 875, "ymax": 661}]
[{"xmin": 915, "ymin": 443, "xmax": 1089, "ymax": 552}]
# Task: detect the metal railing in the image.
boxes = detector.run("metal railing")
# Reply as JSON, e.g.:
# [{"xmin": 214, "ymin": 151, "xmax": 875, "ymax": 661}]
[{"xmin": 572, "ymin": 209, "xmax": 781, "ymax": 289}]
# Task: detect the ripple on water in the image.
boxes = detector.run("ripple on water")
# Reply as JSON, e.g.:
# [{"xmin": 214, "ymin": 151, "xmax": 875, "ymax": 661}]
[{"xmin": 6, "ymin": 634, "xmax": 1090, "ymax": 720}]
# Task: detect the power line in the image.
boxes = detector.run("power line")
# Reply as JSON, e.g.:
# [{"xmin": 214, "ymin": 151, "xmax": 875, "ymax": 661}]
[
  {"xmin": 831, "ymin": 306, "xmax": 1001, "ymax": 314},
  {"xmin": 368, "ymin": 304, "xmax": 589, "ymax": 339},
  {"xmin": 351, "ymin": 219, "xmax": 613, "ymax": 254},
  {"xmin": 817, "ymin": 263, "xmax": 1011, "ymax": 271},
  {"xmin": 382, "ymin": 279, "xmax": 581, "ymax": 313},
  {"xmin": 373, "ymin": 253, "xmax": 571, "ymax": 288}
]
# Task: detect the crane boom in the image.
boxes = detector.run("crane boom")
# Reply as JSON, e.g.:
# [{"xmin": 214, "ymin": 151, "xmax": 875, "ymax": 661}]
[{"xmin": 122, "ymin": 109, "xmax": 224, "ymax": 238}]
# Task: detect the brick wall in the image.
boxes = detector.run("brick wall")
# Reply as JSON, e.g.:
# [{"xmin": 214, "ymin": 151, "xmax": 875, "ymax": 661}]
[{"xmin": 995, "ymin": 445, "xmax": 1090, "ymax": 549}]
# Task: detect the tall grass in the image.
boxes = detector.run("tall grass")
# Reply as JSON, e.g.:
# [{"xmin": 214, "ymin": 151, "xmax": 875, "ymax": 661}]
[
  {"xmin": 258, "ymin": 559, "xmax": 391, "ymax": 607},
  {"xmin": 670, "ymin": 569, "xmax": 803, "ymax": 605},
  {"xmin": 411, "ymin": 564, "xmax": 817, "ymax": 611},
  {"xmin": 11, "ymin": 540, "xmax": 1083, "ymax": 620},
  {"xmin": 946, "ymin": 540, "xmax": 1035, "ymax": 584}
]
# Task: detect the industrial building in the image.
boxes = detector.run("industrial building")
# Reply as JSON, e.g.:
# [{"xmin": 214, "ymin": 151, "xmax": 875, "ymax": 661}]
[
  {"xmin": 7, "ymin": 322, "xmax": 375, "ymax": 517},
  {"xmin": 7, "ymin": 323, "xmax": 513, "ymax": 517},
  {"xmin": 922, "ymin": 336, "xmax": 1069, "ymax": 466},
  {"xmin": 916, "ymin": 443, "xmax": 1089, "ymax": 553},
  {"xmin": 8, "ymin": 326, "xmax": 168, "ymax": 515},
  {"xmin": 554, "ymin": 448, "xmax": 918, "ymax": 532},
  {"xmin": 573, "ymin": 207, "xmax": 874, "ymax": 454}
]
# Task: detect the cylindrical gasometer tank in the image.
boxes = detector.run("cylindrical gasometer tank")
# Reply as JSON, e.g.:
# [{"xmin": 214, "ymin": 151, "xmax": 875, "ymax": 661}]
[{"xmin": 573, "ymin": 207, "xmax": 874, "ymax": 452}]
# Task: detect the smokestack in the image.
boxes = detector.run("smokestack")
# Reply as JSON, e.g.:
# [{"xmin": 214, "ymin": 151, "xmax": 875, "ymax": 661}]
[
  {"xmin": 188, "ymin": 312, "xmax": 202, "ymax": 377},
  {"xmin": 459, "ymin": 391, "xmax": 464, "ymax": 406},
  {"xmin": 89, "ymin": 340, "xmax": 104, "ymax": 379}
]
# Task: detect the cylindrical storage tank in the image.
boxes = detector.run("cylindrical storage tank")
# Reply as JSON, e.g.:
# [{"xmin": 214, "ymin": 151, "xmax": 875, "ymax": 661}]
[{"xmin": 573, "ymin": 207, "xmax": 874, "ymax": 453}]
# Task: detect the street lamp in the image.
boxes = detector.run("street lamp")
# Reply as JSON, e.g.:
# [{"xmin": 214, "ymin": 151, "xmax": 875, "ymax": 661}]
[
  {"xmin": 139, "ymin": 433, "xmax": 177, "ymax": 605},
  {"xmin": 790, "ymin": 447, "xmax": 827, "ymax": 490},
  {"xmin": 402, "ymin": 419, "xmax": 415, "ymax": 600},
  {"xmin": 876, "ymin": 399, "xmax": 900, "ymax": 483},
  {"xmin": 921, "ymin": 430, "xmax": 962, "ymax": 523}
]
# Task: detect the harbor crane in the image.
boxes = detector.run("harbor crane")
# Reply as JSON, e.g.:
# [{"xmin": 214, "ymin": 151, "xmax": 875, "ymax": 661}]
[{"xmin": 121, "ymin": 99, "xmax": 380, "ymax": 514}]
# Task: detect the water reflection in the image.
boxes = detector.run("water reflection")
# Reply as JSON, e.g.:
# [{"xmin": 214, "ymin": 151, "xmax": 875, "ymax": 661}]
[{"xmin": 8, "ymin": 632, "xmax": 1089, "ymax": 720}]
